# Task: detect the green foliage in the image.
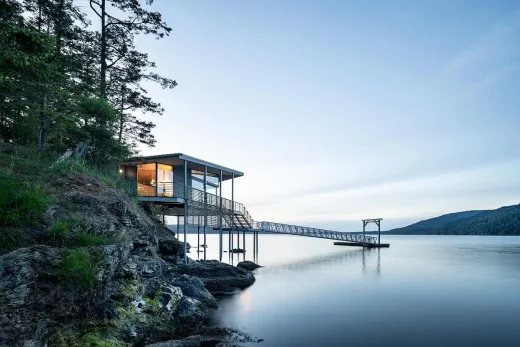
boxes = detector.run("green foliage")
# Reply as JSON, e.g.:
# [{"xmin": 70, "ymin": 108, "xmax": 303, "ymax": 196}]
[
  {"xmin": 55, "ymin": 331, "xmax": 125, "ymax": 347},
  {"xmin": 46, "ymin": 218, "xmax": 116, "ymax": 247},
  {"xmin": 0, "ymin": 170, "xmax": 51, "ymax": 227},
  {"xmin": 58, "ymin": 250, "xmax": 101, "ymax": 289},
  {"xmin": 0, "ymin": 0, "xmax": 175, "ymax": 156},
  {"xmin": 75, "ymin": 232, "xmax": 112, "ymax": 247},
  {"xmin": 73, "ymin": 332, "xmax": 125, "ymax": 347},
  {"xmin": 49, "ymin": 159, "xmax": 118, "ymax": 187},
  {"xmin": 388, "ymin": 204, "xmax": 520, "ymax": 235},
  {"xmin": 0, "ymin": 227, "xmax": 31, "ymax": 253},
  {"xmin": 46, "ymin": 220, "xmax": 72, "ymax": 246}
]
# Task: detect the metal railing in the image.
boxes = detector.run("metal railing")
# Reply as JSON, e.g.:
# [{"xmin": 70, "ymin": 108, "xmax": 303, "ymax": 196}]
[
  {"xmin": 133, "ymin": 181, "xmax": 255, "ymax": 227},
  {"xmin": 134, "ymin": 182, "xmax": 374, "ymax": 244},
  {"xmin": 255, "ymin": 221, "xmax": 378, "ymax": 245}
]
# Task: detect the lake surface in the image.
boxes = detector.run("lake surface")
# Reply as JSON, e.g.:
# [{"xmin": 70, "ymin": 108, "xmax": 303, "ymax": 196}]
[{"xmin": 184, "ymin": 234, "xmax": 520, "ymax": 347}]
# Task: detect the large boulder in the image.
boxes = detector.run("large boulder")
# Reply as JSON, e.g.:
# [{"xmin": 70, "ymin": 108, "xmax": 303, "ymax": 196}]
[
  {"xmin": 237, "ymin": 260, "xmax": 262, "ymax": 271},
  {"xmin": 0, "ymin": 244, "xmax": 132, "ymax": 347},
  {"xmin": 172, "ymin": 275, "xmax": 217, "ymax": 308},
  {"xmin": 171, "ymin": 261, "xmax": 255, "ymax": 294}
]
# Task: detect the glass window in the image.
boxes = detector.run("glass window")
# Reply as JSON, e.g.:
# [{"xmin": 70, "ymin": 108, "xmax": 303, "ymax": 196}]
[
  {"xmin": 157, "ymin": 163, "xmax": 173, "ymax": 197},
  {"xmin": 191, "ymin": 170, "xmax": 220, "ymax": 193},
  {"xmin": 137, "ymin": 163, "xmax": 156, "ymax": 196}
]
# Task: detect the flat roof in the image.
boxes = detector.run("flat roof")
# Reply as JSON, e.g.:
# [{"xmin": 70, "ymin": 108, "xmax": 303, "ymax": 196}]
[{"xmin": 122, "ymin": 153, "xmax": 244, "ymax": 181}]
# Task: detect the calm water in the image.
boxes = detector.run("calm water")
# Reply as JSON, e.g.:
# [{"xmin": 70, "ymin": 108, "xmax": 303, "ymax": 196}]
[{"xmin": 184, "ymin": 234, "xmax": 520, "ymax": 347}]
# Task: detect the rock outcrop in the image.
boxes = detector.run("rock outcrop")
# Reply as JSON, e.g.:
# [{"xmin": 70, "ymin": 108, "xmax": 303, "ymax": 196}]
[
  {"xmin": 172, "ymin": 260, "xmax": 256, "ymax": 294},
  {"xmin": 0, "ymin": 172, "xmax": 255, "ymax": 346},
  {"xmin": 237, "ymin": 260, "xmax": 262, "ymax": 271}
]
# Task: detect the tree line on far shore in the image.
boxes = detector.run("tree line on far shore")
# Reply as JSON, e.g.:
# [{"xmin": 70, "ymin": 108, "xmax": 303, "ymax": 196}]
[{"xmin": 0, "ymin": 0, "xmax": 176, "ymax": 166}]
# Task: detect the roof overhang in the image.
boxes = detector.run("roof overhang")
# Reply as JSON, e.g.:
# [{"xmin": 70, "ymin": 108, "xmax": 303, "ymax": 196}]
[{"xmin": 121, "ymin": 153, "xmax": 244, "ymax": 181}]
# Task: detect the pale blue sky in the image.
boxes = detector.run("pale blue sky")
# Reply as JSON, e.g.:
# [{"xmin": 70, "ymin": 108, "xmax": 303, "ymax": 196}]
[{"xmin": 135, "ymin": 0, "xmax": 520, "ymax": 230}]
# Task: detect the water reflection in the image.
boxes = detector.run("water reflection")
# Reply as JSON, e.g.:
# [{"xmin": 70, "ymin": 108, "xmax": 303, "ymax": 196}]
[{"xmin": 208, "ymin": 235, "xmax": 520, "ymax": 347}]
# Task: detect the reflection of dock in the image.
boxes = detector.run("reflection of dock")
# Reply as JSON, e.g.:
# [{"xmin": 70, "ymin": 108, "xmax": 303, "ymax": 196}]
[{"xmin": 263, "ymin": 248, "xmax": 381, "ymax": 275}]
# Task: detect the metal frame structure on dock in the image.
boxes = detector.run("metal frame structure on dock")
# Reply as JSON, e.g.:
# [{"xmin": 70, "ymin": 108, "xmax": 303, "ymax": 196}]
[{"xmin": 362, "ymin": 218, "xmax": 383, "ymax": 247}]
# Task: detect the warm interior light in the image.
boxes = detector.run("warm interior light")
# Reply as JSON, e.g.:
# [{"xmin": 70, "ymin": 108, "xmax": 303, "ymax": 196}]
[{"xmin": 119, "ymin": 169, "xmax": 123, "ymax": 174}]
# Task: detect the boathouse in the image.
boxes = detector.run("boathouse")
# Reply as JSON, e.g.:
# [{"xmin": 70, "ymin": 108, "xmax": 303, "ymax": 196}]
[
  {"xmin": 119, "ymin": 153, "xmax": 253, "ymax": 229},
  {"xmin": 120, "ymin": 153, "xmax": 387, "ymax": 263}
]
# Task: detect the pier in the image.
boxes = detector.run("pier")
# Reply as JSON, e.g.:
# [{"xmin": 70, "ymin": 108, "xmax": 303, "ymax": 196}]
[{"xmin": 120, "ymin": 153, "xmax": 390, "ymax": 263}]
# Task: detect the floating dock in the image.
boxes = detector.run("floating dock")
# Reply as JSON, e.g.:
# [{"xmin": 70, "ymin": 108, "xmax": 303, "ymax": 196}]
[{"xmin": 334, "ymin": 241, "xmax": 390, "ymax": 248}]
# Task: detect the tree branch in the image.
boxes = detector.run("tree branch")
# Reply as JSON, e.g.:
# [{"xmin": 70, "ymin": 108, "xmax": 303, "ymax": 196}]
[{"xmin": 89, "ymin": 0, "xmax": 102, "ymax": 18}]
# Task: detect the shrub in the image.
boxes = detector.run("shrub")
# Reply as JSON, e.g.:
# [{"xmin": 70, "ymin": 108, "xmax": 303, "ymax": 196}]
[
  {"xmin": 74, "ymin": 232, "xmax": 111, "ymax": 247},
  {"xmin": 54, "ymin": 331, "xmax": 125, "ymax": 347},
  {"xmin": 0, "ymin": 227, "xmax": 31, "ymax": 253},
  {"xmin": 0, "ymin": 170, "xmax": 51, "ymax": 227},
  {"xmin": 74, "ymin": 332, "xmax": 125, "ymax": 347},
  {"xmin": 46, "ymin": 221, "xmax": 72, "ymax": 246},
  {"xmin": 49, "ymin": 159, "xmax": 118, "ymax": 187},
  {"xmin": 57, "ymin": 250, "xmax": 100, "ymax": 289}
]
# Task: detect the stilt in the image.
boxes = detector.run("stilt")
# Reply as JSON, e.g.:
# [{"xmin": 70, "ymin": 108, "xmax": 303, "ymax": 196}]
[
  {"xmin": 243, "ymin": 230, "xmax": 246, "ymax": 253},
  {"xmin": 378, "ymin": 220, "xmax": 381, "ymax": 246},
  {"xmin": 253, "ymin": 230, "xmax": 256, "ymax": 262},
  {"xmin": 203, "ymin": 225, "xmax": 207, "ymax": 262},
  {"xmin": 237, "ymin": 227, "xmax": 240, "ymax": 250},
  {"xmin": 197, "ymin": 224, "xmax": 200, "ymax": 253},
  {"xmin": 219, "ymin": 227, "xmax": 222, "ymax": 261},
  {"xmin": 183, "ymin": 160, "xmax": 188, "ymax": 264},
  {"xmin": 177, "ymin": 216, "xmax": 180, "ymax": 240}
]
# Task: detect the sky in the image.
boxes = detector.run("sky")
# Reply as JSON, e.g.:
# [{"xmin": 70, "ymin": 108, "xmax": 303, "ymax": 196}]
[{"xmin": 132, "ymin": 0, "xmax": 520, "ymax": 231}]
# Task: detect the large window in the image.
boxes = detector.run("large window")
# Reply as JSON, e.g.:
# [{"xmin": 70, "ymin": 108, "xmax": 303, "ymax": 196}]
[
  {"xmin": 157, "ymin": 164, "xmax": 173, "ymax": 197},
  {"xmin": 137, "ymin": 163, "xmax": 156, "ymax": 196},
  {"xmin": 136, "ymin": 163, "xmax": 174, "ymax": 197},
  {"xmin": 191, "ymin": 170, "xmax": 219, "ymax": 195}
]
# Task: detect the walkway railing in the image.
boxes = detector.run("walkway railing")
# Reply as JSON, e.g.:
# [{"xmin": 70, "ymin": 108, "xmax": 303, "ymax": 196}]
[
  {"xmin": 255, "ymin": 221, "xmax": 378, "ymax": 245},
  {"xmin": 135, "ymin": 182, "xmax": 375, "ymax": 244},
  {"xmin": 133, "ymin": 181, "xmax": 254, "ymax": 227}
]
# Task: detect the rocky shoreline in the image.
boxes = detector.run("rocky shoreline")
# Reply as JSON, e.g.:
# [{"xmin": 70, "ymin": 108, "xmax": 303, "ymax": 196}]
[{"xmin": 0, "ymin": 172, "xmax": 261, "ymax": 347}]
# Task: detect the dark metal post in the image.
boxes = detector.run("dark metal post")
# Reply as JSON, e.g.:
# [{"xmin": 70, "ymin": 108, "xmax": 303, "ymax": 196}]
[
  {"xmin": 219, "ymin": 169, "xmax": 223, "ymax": 260},
  {"xmin": 231, "ymin": 173, "xmax": 235, "ymax": 253},
  {"xmin": 203, "ymin": 165, "xmax": 207, "ymax": 262},
  {"xmin": 183, "ymin": 160, "xmax": 188, "ymax": 263},
  {"xmin": 378, "ymin": 220, "xmax": 381, "ymax": 246},
  {"xmin": 363, "ymin": 221, "xmax": 366, "ymax": 244},
  {"xmin": 243, "ymin": 230, "xmax": 246, "ymax": 253},
  {"xmin": 155, "ymin": 162, "xmax": 158, "ymax": 197}
]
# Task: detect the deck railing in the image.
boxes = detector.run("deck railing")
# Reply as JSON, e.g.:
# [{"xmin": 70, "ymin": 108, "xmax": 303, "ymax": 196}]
[{"xmin": 132, "ymin": 181, "xmax": 254, "ymax": 227}]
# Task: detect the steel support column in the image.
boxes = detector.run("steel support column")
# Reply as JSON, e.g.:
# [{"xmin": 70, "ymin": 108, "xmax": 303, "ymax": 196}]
[
  {"xmin": 183, "ymin": 160, "xmax": 188, "ymax": 263},
  {"xmin": 219, "ymin": 169, "xmax": 223, "ymax": 260},
  {"xmin": 203, "ymin": 165, "xmax": 207, "ymax": 262}
]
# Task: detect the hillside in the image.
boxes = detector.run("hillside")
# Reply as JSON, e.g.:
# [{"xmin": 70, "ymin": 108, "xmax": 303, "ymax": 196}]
[
  {"xmin": 0, "ymin": 144, "xmax": 255, "ymax": 346},
  {"xmin": 388, "ymin": 204, "xmax": 520, "ymax": 235}
]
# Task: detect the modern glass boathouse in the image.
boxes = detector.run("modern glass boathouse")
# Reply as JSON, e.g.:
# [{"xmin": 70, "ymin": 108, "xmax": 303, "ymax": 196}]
[{"xmin": 120, "ymin": 153, "xmax": 386, "ymax": 262}]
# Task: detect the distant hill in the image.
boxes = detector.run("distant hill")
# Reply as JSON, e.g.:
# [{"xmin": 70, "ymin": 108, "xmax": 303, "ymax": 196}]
[{"xmin": 387, "ymin": 204, "xmax": 520, "ymax": 235}]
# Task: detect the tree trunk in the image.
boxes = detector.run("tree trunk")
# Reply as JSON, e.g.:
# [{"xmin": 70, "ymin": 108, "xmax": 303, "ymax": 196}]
[
  {"xmin": 118, "ymin": 85, "xmax": 125, "ymax": 142},
  {"xmin": 100, "ymin": 0, "xmax": 107, "ymax": 98},
  {"xmin": 39, "ymin": 95, "xmax": 47, "ymax": 149}
]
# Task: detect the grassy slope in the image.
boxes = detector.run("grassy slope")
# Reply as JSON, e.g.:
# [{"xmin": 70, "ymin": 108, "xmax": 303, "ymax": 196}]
[{"xmin": 388, "ymin": 204, "xmax": 520, "ymax": 235}]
